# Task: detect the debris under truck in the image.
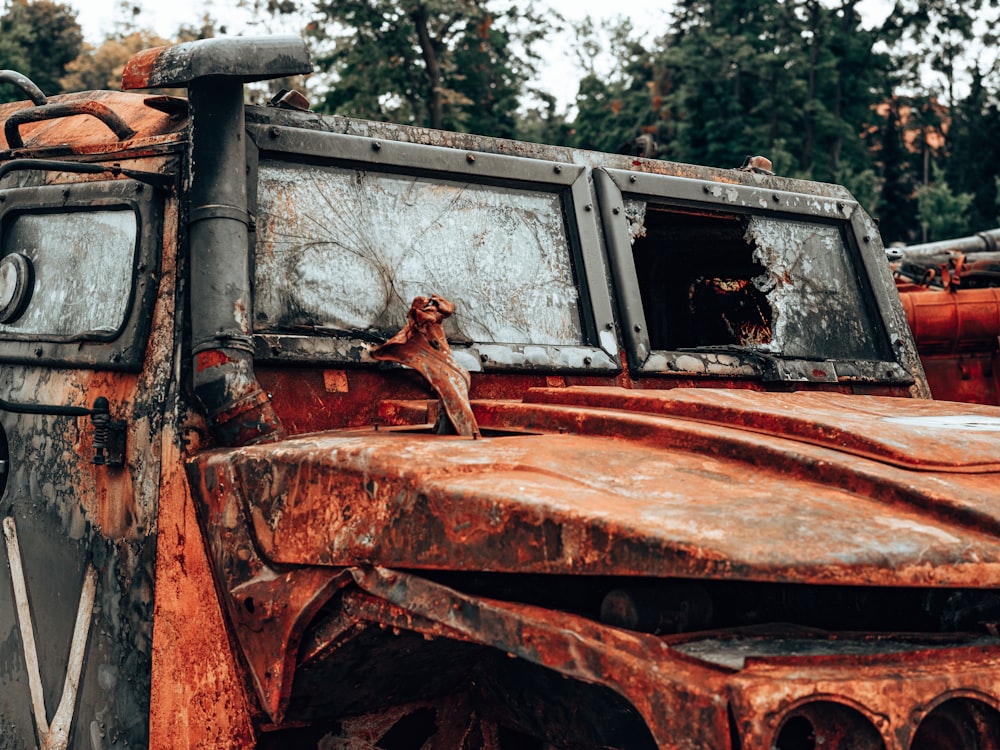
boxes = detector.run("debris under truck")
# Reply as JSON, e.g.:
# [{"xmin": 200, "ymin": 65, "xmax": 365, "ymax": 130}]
[{"xmin": 0, "ymin": 36, "xmax": 999, "ymax": 750}]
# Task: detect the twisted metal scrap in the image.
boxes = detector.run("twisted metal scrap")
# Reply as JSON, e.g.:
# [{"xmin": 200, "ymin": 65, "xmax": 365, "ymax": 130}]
[{"xmin": 372, "ymin": 295, "xmax": 480, "ymax": 438}]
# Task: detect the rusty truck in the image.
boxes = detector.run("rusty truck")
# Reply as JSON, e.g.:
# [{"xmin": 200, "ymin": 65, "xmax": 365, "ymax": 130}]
[{"xmin": 1, "ymin": 35, "xmax": 1000, "ymax": 750}]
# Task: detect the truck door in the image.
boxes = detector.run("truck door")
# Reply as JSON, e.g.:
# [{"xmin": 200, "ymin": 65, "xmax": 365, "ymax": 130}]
[{"xmin": 0, "ymin": 162, "xmax": 171, "ymax": 750}]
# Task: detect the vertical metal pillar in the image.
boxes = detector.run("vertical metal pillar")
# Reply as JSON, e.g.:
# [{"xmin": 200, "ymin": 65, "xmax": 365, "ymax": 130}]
[{"xmin": 187, "ymin": 79, "xmax": 283, "ymax": 445}]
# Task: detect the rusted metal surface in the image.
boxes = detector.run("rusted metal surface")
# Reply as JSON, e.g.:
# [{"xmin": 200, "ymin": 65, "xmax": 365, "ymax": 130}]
[
  {"xmin": 0, "ymin": 91, "xmax": 185, "ymax": 154},
  {"xmin": 917, "ymin": 354, "xmax": 1000, "ymax": 406},
  {"xmin": 901, "ymin": 287, "xmax": 1000, "ymax": 355},
  {"xmin": 372, "ymin": 295, "xmax": 480, "ymax": 437},
  {"xmin": 521, "ymin": 386, "xmax": 1000, "ymax": 471},
  {"xmin": 899, "ymin": 286, "xmax": 1000, "ymax": 405},
  {"xmin": 5, "ymin": 100, "xmax": 136, "ymax": 149},
  {"xmin": 186, "ymin": 360, "xmax": 1000, "ymax": 746},
  {"xmin": 148, "ymin": 432, "xmax": 258, "ymax": 748},
  {"xmin": 185, "ymin": 449, "xmax": 347, "ymax": 723},
  {"xmin": 344, "ymin": 567, "xmax": 1000, "ymax": 750},
  {"xmin": 189, "ymin": 387, "xmax": 1000, "ymax": 586},
  {"xmin": 8, "ymin": 33, "xmax": 1000, "ymax": 750},
  {"xmin": 0, "ymin": 162, "xmax": 178, "ymax": 747}
]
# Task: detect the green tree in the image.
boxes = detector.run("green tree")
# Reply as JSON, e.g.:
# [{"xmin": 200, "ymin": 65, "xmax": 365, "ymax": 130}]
[
  {"xmin": 940, "ymin": 66, "xmax": 1000, "ymax": 232},
  {"xmin": 0, "ymin": 0, "xmax": 83, "ymax": 102},
  {"xmin": 916, "ymin": 164, "xmax": 973, "ymax": 241},
  {"xmin": 656, "ymin": 0, "xmax": 782, "ymax": 168},
  {"xmin": 568, "ymin": 17, "xmax": 662, "ymax": 155},
  {"xmin": 994, "ymin": 175, "xmax": 1000, "ymax": 225},
  {"xmin": 644, "ymin": 0, "xmax": 889, "ymax": 178},
  {"xmin": 310, "ymin": 0, "xmax": 551, "ymax": 135},
  {"xmin": 872, "ymin": 102, "xmax": 917, "ymax": 245},
  {"xmin": 516, "ymin": 90, "xmax": 571, "ymax": 146},
  {"xmin": 881, "ymin": 0, "xmax": 993, "ymax": 107}
]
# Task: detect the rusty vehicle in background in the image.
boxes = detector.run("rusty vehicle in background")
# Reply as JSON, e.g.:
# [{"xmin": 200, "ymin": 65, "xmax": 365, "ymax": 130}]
[
  {"xmin": 1, "ymin": 35, "xmax": 1000, "ymax": 750},
  {"xmin": 893, "ymin": 232, "xmax": 1000, "ymax": 406}
]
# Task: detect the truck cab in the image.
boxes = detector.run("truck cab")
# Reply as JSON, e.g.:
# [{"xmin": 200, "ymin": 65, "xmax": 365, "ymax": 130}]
[{"xmin": 1, "ymin": 36, "xmax": 1000, "ymax": 750}]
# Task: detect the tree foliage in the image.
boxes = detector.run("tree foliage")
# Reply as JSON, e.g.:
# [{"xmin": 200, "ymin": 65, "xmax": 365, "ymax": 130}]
[
  {"xmin": 308, "ymin": 0, "xmax": 552, "ymax": 136},
  {"xmin": 917, "ymin": 164, "xmax": 974, "ymax": 241},
  {"xmin": 568, "ymin": 17, "xmax": 660, "ymax": 155},
  {"xmin": 60, "ymin": 31, "xmax": 171, "ymax": 92},
  {"xmin": 0, "ymin": 0, "xmax": 83, "ymax": 103}
]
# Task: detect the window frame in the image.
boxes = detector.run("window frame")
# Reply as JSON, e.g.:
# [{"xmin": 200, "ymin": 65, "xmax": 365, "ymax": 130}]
[
  {"xmin": 594, "ymin": 167, "xmax": 914, "ymax": 385},
  {"xmin": 0, "ymin": 178, "xmax": 161, "ymax": 371},
  {"xmin": 246, "ymin": 124, "xmax": 620, "ymax": 374}
]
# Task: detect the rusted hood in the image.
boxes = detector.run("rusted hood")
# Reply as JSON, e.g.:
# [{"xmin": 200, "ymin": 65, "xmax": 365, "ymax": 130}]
[
  {"xmin": 0, "ymin": 90, "xmax": 186, "ymax": 153},
  {"xmin": 187, "ymin": 387, "xmax": 1000, "ymax": 588}
]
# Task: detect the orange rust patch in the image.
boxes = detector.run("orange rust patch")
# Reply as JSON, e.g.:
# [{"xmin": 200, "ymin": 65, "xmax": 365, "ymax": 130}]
[
  {"xmin": 196, "ymin": 349, "xmax": 236, "ymax": 372},
  {"xmin": 323, "ymin": 370, "xmax": 350, "ymax": 393}
]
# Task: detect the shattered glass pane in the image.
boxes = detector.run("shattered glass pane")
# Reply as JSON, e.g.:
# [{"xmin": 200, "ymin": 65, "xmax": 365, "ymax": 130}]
[
  {"xmin": 0, "ymin": 210, "xmax": 136, "ymax": 337},
  {"xmin": 624, "ymin": 199, "xmax": 647, "ymax": 243},
  {"xmin": 254, "ymin": 163, "xmax": 584, "ymax": 346},
  {"xmin": 747, "ymin": 216, "xmax": 880, "ymax": 360}
]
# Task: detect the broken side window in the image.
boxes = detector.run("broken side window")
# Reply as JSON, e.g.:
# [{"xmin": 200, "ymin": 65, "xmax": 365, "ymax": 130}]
[{"xmin": 629, "ymin": 205, "xmax": 881, "ymax": 362}]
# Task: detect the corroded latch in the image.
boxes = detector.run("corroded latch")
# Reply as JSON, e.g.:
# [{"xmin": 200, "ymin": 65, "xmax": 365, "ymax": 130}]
[
  {"xmin": 372, "ymin": 295, "xmax": 480, "ymax": 438},
  {"xmin": 90, "ymin": 396, "xmax": 126, "ymax": 467},
  {"xmin": 0, "ymin": 395, "xmax": 125, "ymax": 467}
]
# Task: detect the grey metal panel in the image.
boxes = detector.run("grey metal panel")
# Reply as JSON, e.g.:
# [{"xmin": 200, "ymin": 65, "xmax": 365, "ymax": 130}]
[{"xmin": 601, "ymin": 168, "xmax": 861, "ymax": 221}]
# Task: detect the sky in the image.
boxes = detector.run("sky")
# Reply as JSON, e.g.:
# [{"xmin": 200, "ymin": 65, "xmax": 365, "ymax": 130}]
[{"xmin": 63, "ymin": 0, "xmax": 896, "ymax": 111}]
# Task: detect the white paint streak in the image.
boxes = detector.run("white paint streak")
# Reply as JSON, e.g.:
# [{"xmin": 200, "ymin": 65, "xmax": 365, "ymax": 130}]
[
  {"xmin": 47, "ymin": 566, "xmax": 97, "ymax": 750},
  {"xmin": 873, "ymin": 516, "xmax": 962, "ymax": 545},
  {"xmin": 2, "ymin": 515, "xmax": 97, "ymax": 750},
  {"xmin": 3, "ymin": 515, "xmax": 50, "ymax": 746},
  {"xmin": 884, "ymin": 415, "xmax": 1000, "ymax": 432}
]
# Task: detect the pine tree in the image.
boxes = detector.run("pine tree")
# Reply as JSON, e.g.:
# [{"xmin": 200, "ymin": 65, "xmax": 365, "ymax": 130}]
[{"xmin": 309, "ymin": 0, "xmax": 551, "ymax": 135}]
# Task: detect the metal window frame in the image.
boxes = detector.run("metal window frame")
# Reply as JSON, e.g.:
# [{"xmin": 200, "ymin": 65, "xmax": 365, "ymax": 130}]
[
  {"xmin": 594, "ymin": 168, "xmax": 915, "ymax": 384},
  {"xmin": 246, "ymin": 124, "xmax": 620, "ymax": 374},
  {"xmin": 0, "ymin": 178, "xmax": 161, "ymax": 371}
]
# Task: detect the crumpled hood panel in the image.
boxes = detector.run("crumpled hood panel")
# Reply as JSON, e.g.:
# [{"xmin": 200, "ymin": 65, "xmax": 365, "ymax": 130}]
[
  {"xmin": 522, "ymin": 387, "xmax": 1000, "ymax": 472},
  {"xmin": 187, "ymin": 388, "xmax": 1000, "ymax": 588}
]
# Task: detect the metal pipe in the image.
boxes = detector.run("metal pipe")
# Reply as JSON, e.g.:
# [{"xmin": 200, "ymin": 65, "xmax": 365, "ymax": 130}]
[
  {"xmin": 119, "ymin": 36, "xmax": 310, "ymax": 446},
  {"xmin": 0, "ymin": 70, "xmax": 46, "ymax": 105},
  {"xmin": 4, "ymin": 100, "xmax": 136, "ymax": 149},
  {"xmin": 187, "ymin": 78, "xmax": 283, "ymax": 445},
  {"xmin": 897, "ymin": 228, "xmax": 1000, "ymax": 260}
]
